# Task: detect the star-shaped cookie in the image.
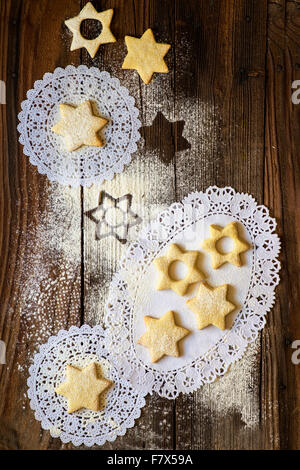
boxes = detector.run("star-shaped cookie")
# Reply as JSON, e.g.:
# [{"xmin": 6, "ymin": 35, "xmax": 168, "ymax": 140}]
[
  {"xmin": 137, "ymin": 311, "xmax": 190, "ymax": 362},
  {"xmin": 153, "ymin": 244, "xmax": 204, "ymax": 296},
  {"xmin": 51, "ymin": 100, "xmax": 108, "ymax": 152},
  {"xmin": 201, "ymin": 222, "xmax": 251, "ymax": 269},
  {"xmin": 55, "ymin": 362, "xmax": 112, "ymax": 413},
  {"xmin": 65, "ymin": 3, "xmax": 116, "ymax": 58},
  {"xmin": 186, "ymin": 282, "xmax": 236, "ymax": 330},
  {"xmin": 122, "ymin": 28, "xmax": 171, "ymax": 84}
]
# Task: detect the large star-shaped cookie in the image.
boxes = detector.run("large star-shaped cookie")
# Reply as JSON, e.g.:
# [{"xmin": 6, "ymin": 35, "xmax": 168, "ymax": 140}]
[
  {"xmin": 137, "ymin": 311, "xmax": 190, "ymax": 363},
  {"xmin": 186, "ymin": 282, "xmax": 236, "ymax": 330},
  {"xmin": 65, "ymin": 3, "xmax": 116, "ymax": 58},
  {"xmin": 153, "ymin": 244, "xmax": 204, "ymax": 296},
  {"xmin": 55, "ymin": 363, "xmax": 112, "ymax": 413},
  {"xmin": 122, "ymin": 29, "xmax": 171, "ymax": 84},
  {"xmin": 52, "ymin": 100, "xmax": 108, "ymax": 152},
  {"xmin": 201, "ymin": 222, "xmax": 251, "ymax": 269}
]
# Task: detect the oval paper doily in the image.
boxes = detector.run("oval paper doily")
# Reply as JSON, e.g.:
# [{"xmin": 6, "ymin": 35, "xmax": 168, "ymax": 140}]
[
  {"xmin": 27, "ymin": 325, "xmax": 146, "ymax": 447},
  {"xmin": 18, "ymin": 66, "xmax": 141, "ymax": 187},
  {"xmin": 104, "ymin": 186, "xmax": 281, "ymax": 399}
]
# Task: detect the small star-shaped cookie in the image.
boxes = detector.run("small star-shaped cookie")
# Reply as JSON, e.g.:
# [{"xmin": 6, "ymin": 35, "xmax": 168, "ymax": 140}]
[
  {"xmin": 52, "ymin": 100, "xmax": 108, "ymax": 152},
  {"xmin": 186, "ymin": 282, "xmax": 236, "ymax": 330},
  {"xmin": 55, "ymin": 362, "xmax": 112, "ymax": 413},
  {"xmin": 122, "ymin": 28, "xmax": 171, "ymax": 84},
  {"xmin": 201, "ymin": 222, "xmax": 251, "ymax": 269},
  {"xmin": 65, "ymin": 3, "xmax": 116, "ymax": 58},
  {"xmin": 153, "ymin": 244, "xmax": 204, "ymax": 296},
  {"xmin": 137, "ymin": 311, "xmax": 190, "ymax": 362}
]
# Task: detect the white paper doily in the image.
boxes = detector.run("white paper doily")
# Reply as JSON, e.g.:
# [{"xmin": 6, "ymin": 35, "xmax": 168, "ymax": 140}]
[
  {"xmin": 17, "ymin": 66, "xmax": 141, "ymax": 186},
  {"xmin": 104, "ymin": 186, "xmax": 281, "ymax": 399},
  {"xmin": 27, "ymin": 325, "xmax": 146, "ymax": 447}
]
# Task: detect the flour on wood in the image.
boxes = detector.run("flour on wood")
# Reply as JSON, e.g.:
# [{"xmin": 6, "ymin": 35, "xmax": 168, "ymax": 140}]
[{"xmin": 16, "ymin": 184, "xmax": 81, "ymax": 364}]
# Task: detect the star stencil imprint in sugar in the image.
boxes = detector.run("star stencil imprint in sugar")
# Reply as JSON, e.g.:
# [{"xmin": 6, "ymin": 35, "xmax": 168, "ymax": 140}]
[
  {"xmin": 55, "ymin": 362, "xmax": 112, "ymax": 413},
  {"xmin": 141, "ymin": 112, "xmax": 191, "ymax": 165},
  {"xmin": 85, "ymin": 191, "xmax": 142, "ymax": 244}
]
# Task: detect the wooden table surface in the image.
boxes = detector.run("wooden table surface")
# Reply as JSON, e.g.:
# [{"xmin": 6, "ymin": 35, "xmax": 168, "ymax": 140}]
[{"xmin": 0, "ymin": 0, "xmax": 299, "ymax": 450}]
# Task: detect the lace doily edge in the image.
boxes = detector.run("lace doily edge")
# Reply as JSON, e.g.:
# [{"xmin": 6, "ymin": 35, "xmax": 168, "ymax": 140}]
[
  {"xmin": 104, "ymin": 185, "xmax": 281, "ymax": 398},
  {"xmin": 17, "ymin": 65, "xmax": 141, "ymax": 187}
]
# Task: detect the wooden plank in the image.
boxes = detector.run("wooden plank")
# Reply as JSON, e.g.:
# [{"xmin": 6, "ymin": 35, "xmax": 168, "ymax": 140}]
[
  {"xmin": 0, "ymin": 0, "xmax": 298, "ymax": 451},
  {"xmin": 262, "ymin": 0, "xmax": 300, "ymax": 449},
  {"xmin": 82, "ymin": 0, "xmax": 176, "ymax": 449},
  {"xmin": 172, "ymin": 0, "xmax": 268, "ymax": 449},
  {"xmin": 0, "ymin": 0, "xmax": 82, "ymax": 450}
]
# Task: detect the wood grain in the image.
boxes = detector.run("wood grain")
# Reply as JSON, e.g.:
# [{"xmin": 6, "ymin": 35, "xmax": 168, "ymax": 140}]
[
  {"xmin": 0, "ymin": 0, "xmax": 82, "ymax": 450},
  {"xmin": 0, "ymin": 0, "xmax": 299, "ymax": 450},
  {"xmin": 262, "ymin": 0, "xmax": 300, "ymax": 450},
  {"xmin": 173, "ymin": 0, "xmax": 268, "ymax": 450}
]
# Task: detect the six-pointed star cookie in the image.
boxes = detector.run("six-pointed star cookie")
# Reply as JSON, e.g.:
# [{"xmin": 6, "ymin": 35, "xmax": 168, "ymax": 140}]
[
  {"xmin": 137, "ymin": 311, "xmax": 190, "ymax": 362},
  {"xmin": 55, "ymin": 362, "xmax": 112, "ymax": 413},
  {"xmin": 65, "ymin": 3, "xmax": 116, "ymax": 58},
  {"xmin": 153, "ymin": 244, "xmax": 204, "ymax": 296},
  {"xmin": 51, "ymin": 100, "xmax": 108, "ymax": 152},
  {"xmin": 201, "ymin": 222, "xmax": 251, "ymax": 269},
  {"xmin": 186, "ymin": 282, "xmax": 236, "ymax": 331},
  {"xmin": 122, "ymin": 28, "xmax": 171, "ymax": 84}
]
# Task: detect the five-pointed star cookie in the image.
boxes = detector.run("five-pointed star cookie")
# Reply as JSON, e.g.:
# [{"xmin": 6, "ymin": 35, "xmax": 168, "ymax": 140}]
[
  {"xmin": 55, "ymin": 362, "xmax": 112, "ymax": 413},
  {"xmin": 186, "ymin": 282, "xmax": 236, "ymax": 331},
  {"xmin": 137, "ymin": 310, "xmax": 190, "ymax": 362},
  {"xmin": 65, "ymin": 3, "xmax": 116, "ymax": 58},
  {"xmin": 153, "ymin": 244, "xmax": 204, "ymax": 296},
  {"xmin": 201, "ymin": 222, "xmax": 251, "ymax": 269},
  {"xmin": 51, "ymin": 100, "xmax": 108, "ymax": 152},
  {"xmin": 122, "ymin": 28, "xmax": 171, "ymax": 84}
]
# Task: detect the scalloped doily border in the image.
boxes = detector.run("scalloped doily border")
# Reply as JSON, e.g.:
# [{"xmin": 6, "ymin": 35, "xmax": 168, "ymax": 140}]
[
  {"xmin": 27, "ymin": 325, "xmax": 146, "ymax": 447},
  {"xmin": 104, "ymin": 186, "xmax": 281, "ymax": 399},
  {"xmin": 17, "ymin": 65, "xmax": 141, "ymax": 187}
]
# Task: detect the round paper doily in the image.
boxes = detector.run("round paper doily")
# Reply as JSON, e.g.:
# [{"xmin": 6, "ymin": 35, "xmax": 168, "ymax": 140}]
[
  {"xmin": 104, "ymin": 186, "xmax": 281, "ymax": 399},
  {"xmin": 17, "ymin": 66, "xmax": 141, "ymax": 187},
  {"xmin": 27, "ymin": 325, "xmax": 146, "ymax": 447}
]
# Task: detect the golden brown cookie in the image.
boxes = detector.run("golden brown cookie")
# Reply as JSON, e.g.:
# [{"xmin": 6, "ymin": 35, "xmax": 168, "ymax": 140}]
[
  {"xmin": 55, "ymin": 362, "xmax": 112, "ymax": 413},
  {"xmin": 122, "ymin": 29, "xmax": 170, "ymax": 84},
  {"xmin": 137, "ymin": 310, "xmax": 190, "ymax": 363},
  {"xmin": 186, "ymin": 282, "xmax": 236, "ymax": 330},
  {"xmin": 153, "ymin": 243, "xmax": 204, "ymax": 296},
  {"xmin": 201, "ymin": 222, "xmax": 251, "ymax": 269},
  {"xmin": 65, "ymin": 3, "xmax": 116, "ymax": 58},
  {"xmin": 51, "ymin": 100, "xmax": 108, "ymax": 152}
]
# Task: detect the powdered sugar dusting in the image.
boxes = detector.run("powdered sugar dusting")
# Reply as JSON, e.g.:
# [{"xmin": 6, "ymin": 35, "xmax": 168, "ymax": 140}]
[
  {"xmin": 17, "ymin": 184, "xmax": 81, "ymax": 361},
  {"xmin": 199, "ymin": 339, "xmax": 260, "ymax": 429}
]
